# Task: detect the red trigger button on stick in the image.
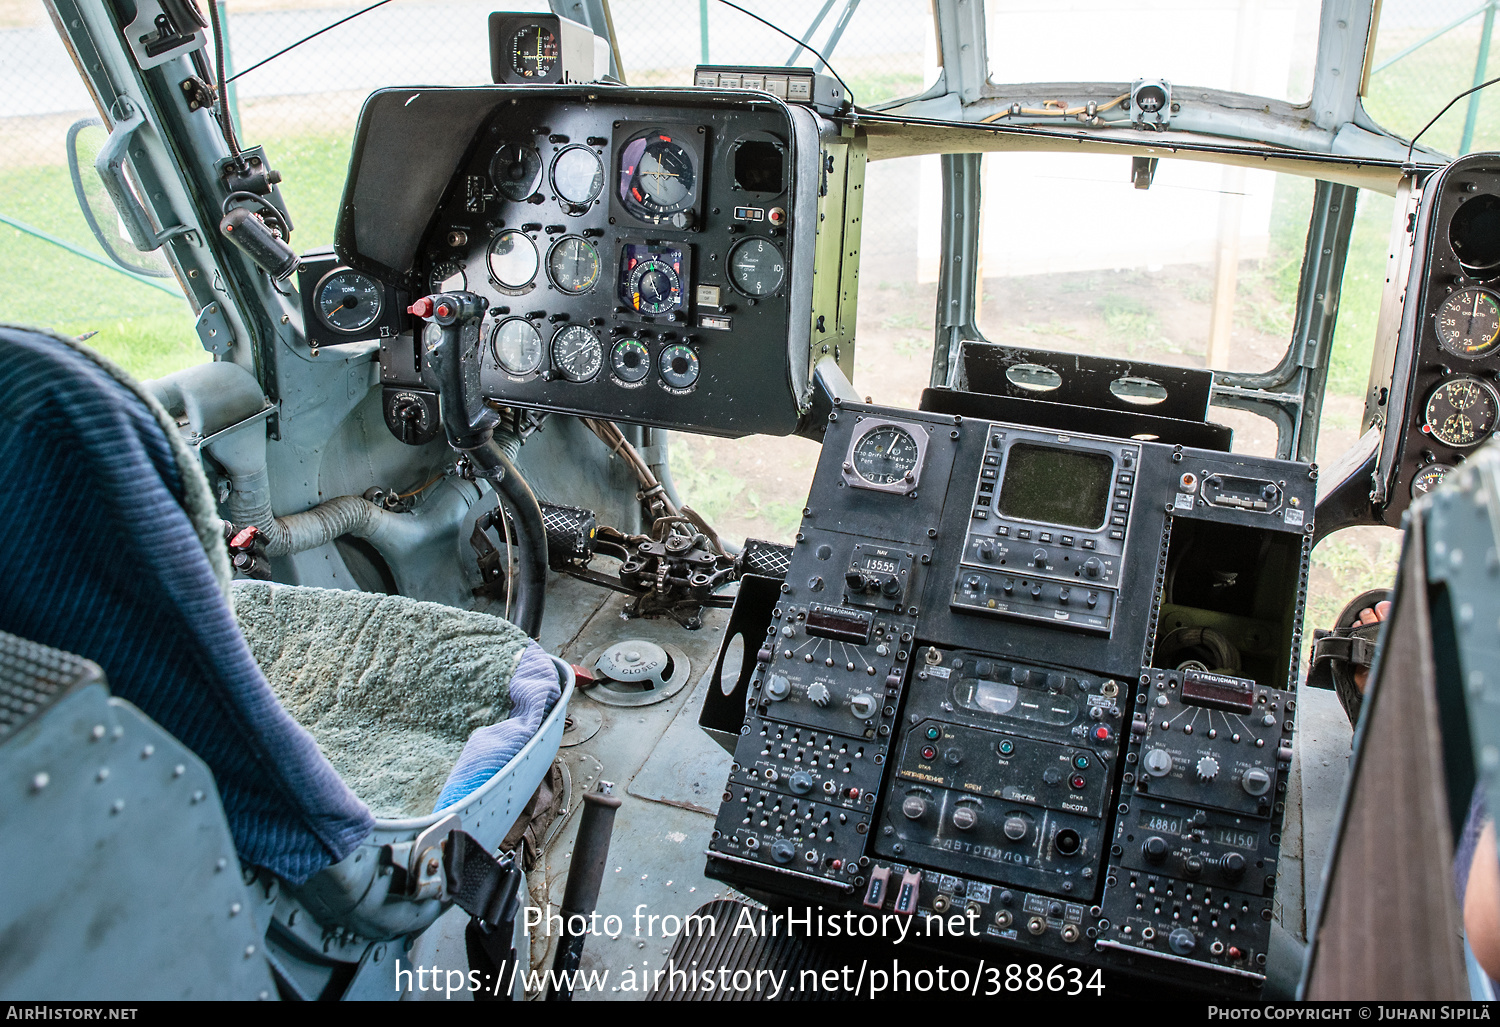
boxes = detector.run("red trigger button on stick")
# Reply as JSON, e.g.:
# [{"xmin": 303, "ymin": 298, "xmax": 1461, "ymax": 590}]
[{"xmin": 407, "ymin": 296, "xmax": 433, "ymax": 318}]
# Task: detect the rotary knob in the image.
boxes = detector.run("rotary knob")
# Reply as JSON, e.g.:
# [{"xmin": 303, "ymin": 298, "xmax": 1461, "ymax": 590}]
[
  {"xmin": 1142, "ymin": 836, "xmax": 1169, "ymax": 864},
  {"xmin": 1003, "ymin": 816, "xmax": 1029, "ymax": 841},
  {"xmin": 1032, "ymin": 548, "xmax": 1048, "ymax": 567},
  {"xmin": 880, "ymin": 575, "xmax": 903, "ymax": 598},
  {"xmin": 1083, "ymin": 557, "xmax": 1103, "ymax": 579},
  {"xmin": 1195, "ymin": 756, "xmax": 1220, "ymax": 783},
  {"xmin": 901, "ymin": 795, "xmax": 927, "ymax": 820},
  {"xmin": 1142, "ymin": 748, "xmax": 1173, "ymax": 777},
  {"xmin": 764, "ymin": 674, "xmax": 791, "ymax": 701},
  {"xmin": 807, "ymin": 683, "xmax": 831, "ymax": 707},
  {"xmin": 952, "ymin": 805, "xmax": 979, "ymax": 831},
  {"xmin": 1241, "ymin": 767, "xmax": 1272, "ymax": 796},
  {"xmin": 849, "ymin": 693, "xmax": 877, "ymax": 719},
  {"xmin": 977, "ymin": 539, "xmax": 996, "ymax": 562},
  {"xmin": 789, "ymin": 770, "xmax": 814, "ymax": 795},
  {"xmin": 770, "ymin": 839, "xmax": 796, "ymax": 864},
  {"xmin": 1169, "ymin": 928, "xmax": 1197, "ymax": 955},
  {"xmin": 1220, "ymin": 852, "xmax": 1247, "ymax": 882}
]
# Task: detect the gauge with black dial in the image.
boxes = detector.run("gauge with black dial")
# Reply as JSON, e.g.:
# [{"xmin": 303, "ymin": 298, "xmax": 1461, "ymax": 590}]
[
  {"xmin": 547, "ymin": 236, "xmax": 601, "ymax": 295},
  {"xmin": 490, "ymin": 143, "xmax": 543, "ymax": 201},
  {"xmin": 611, "ymin": 339, "xmax": 650, "ymax": 383},
  {"xmin": 623, "ymin": 251, "xmax": 683, "ymax": 314},
  {"xmin": 509, "ymin": 25, "xmax": 558, "ymax": 79},
  {"xmin": 315, "ymin": 268, "xmax": 383, "ymax": 335},
  {"xmin": 659, "ymin": 344, "xmax": 699, "ymax": 389},
  {"xmin": 1436, "ymin": 287, "xmax": 1500, "ymax": 357},
  {"xmin": 728, "ymin": 237, "xmax": 785, "ymax": 297},
  {"xmin": 429, "ymin": 260, "xmax": 467, "ymax": 294},
  {"xmin": 1424, "ymin": 376, "xmax": 1499, "ymax": 448},
  {"xmin": 488, "ymin": 230, "xmax": 538, "ymax": 290},
  {"xmin": 618, "ymin": 130, "xmax": 696, "ymax": 222},
  {"xmin": 552, "ymin": 146, "xmax": 603, "ymax": 207},
  {"xmin": 490, "ymin": 317, "xmax": 542, "ymax": 376},
  {"xmin": 852, "ymin": 425, "xmax": 920, "ymax": 486},
  {"xmin": 1412, "ymin": 464, "xmax": 1454, "ymax": 499},
  {"xmin": 551, "ymin": 324, "xmax": 602, "ymax": 383}
]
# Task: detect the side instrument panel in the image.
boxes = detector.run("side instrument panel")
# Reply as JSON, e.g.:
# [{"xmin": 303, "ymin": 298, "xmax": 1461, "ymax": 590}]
[
  {"xmin": 337, "ymin": 86, "xmax": 834, "ymax": 439},
  {"xmin": 708, "ymin": 404, "xmax": 1314, "ymax": 994}
]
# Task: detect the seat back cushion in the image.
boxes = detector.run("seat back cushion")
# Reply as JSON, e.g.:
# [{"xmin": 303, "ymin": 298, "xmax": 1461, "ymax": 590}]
[{"xmin": 0, "ymin": 326, "xmax": 373, "ymax": 884}]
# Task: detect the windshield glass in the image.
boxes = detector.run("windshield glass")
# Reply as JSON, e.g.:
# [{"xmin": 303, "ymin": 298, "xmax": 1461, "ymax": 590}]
[{"xmin": 984, "ymin": 0, "xmax": 1324, "ymax": 103}]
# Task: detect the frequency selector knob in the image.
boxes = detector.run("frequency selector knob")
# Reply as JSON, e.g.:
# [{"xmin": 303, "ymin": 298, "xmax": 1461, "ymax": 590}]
[
  {"xmin": 807, "ymin": 683, "xmax": 831, "ymax": 708},
  {"xmin": 1142, "ymin": 836, "xmax": 1169, "ymax": 864},
  {"xmin": 1196, "ymin": 756, "xmax": 1220, "ymax": 783},
  {"xmin": 1220, "ymin": 852, "xmax": 1247, "ymax": 882}
]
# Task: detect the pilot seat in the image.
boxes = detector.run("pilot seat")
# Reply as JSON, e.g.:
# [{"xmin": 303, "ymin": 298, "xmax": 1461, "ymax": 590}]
[{"xmin": 0, "ymin": 323, "xmax": 572, "ymax": 1000}]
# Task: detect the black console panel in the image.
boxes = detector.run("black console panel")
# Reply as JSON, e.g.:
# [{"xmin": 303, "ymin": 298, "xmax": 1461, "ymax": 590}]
[
  {"xmin": 708, "ymin": 402, "xmax": 1315, "ymax": 994},
  {"xmin": 342, "ymin": 87, "xmax": 828, "ymax": 438}
]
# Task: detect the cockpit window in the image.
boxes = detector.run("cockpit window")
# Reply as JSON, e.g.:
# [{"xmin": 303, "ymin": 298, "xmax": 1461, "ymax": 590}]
[
  {"xmin": 1364, "ymin": 0, "xmax": 1500, "ymax": 157},
  {"xmin": 984, "ymin": 0, "xmax": 1324, "ymax": 104}
]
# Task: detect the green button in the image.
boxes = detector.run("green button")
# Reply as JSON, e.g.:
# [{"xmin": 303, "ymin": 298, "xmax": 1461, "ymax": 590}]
[
  {"xmin": 925, "ymin": 726, "xmax": 941, "ymax": 740},
  {"xmin": 998, "ymin": 740, "xmax": 1015, "ymax": 756},
  {"xmin": 1073, "ymin": 755, "xmax": 1090, "ymax": 770}
]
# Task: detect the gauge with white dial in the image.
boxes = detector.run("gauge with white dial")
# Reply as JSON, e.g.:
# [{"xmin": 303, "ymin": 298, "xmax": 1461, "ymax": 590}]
[
  {"xmin": 611, "ymin": 339, "xmax": 650, "ymax": 383},
  {"xmin": 488, "ymin": 230, "xmax": 538, "ymax": 290},
  {"xmin": 852, "ymin": 425, "xmax": 920, "ymax": 486},
  {"xmin": 728, "ymin": 237, "xmax": 785, "ymax": 297},
  {"xmin": 315, "ymin": 268, "xmax": 383, "ymax": 335},
  {"xmin": 490, "ymin": 317, "xmax": 542, "ymax": 376},
  {"xmin": 490, "ymin": 143, "xmax": 543, "ymax": 201},
  {"xmin": 1424, "ymin": 376, "xmax": 1499, "ymax": 448},
  {"xmin": 547, "ymin": 236, "xmax": 601, "ymax": 295},
  {"xmin": 429, "ymin": 260, "xmax": 467, "ymax": 294},
  {"xmin": 1411, "ymin": 464, "xmax": 1453, "ymax": 499},
  {"xmin": 658, "ymin": 344, "xmax": 699, "ymax": 389},
  {"xmin": 552, "ymin": 146, "xmax": 603, "ymax": 207}
]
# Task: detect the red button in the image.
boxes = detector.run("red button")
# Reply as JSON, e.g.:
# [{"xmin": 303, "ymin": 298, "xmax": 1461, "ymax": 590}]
[
  {"xmin": 1094, "ymin": 726, "xmax": 1110, "ymax": 741},
  {"xmin": 847, "ymin": 787, "xmax": 860, "ymax": 799},
  {"xmin": 407, "ymin": 297, "xmax": 433, "ymax": 317},
  {"xmin": 1070, "ymin": 775, "xmax": 1087, "ymax": 790},
  {"xmin": 920, "ymin": 746, "xmax": 937, "ymax": 761},
  {"xmin": 435, "ymin": 303, "xmax": 452, "ymax": 318}
]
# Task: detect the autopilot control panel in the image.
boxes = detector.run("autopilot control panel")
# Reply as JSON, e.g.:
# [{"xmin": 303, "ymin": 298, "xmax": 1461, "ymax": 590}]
[{"xmin": 707, "ymin": 404, "xmax": 1314, "ymax": 995}]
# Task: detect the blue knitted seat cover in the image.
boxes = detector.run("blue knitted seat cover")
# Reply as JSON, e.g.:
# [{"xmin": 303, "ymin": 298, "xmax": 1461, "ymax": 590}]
[{"xmin": 0, "ymin": 326, "xmax": 373, "ymax": 884}]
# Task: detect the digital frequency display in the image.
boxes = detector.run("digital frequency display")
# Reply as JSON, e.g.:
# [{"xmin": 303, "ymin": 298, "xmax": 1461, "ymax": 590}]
[{"xmin": 997, "ymin": 444, "xmax": 1113, "ymax": 530}]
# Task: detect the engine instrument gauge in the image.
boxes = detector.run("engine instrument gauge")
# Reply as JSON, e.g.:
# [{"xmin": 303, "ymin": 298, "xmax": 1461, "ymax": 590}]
[
  {"xmin": 658, "ymin": 344, "xmax": 700, "ymax": 389},
  {"xmin": 490, "ymin": 317, "xmax": 542, "ymax": 376},
  {"xmin": 551, "ymin": 324, "xmax": 602, "ymax": 382},
  {"xmin": 850, "ymin": 425, "xmax": 922, "ymax": 487},
  {"xmin": 315, "ymin": 268, "xmax": 383, "ymax": 335},
  {"xmin": 1435, "ymin": 287, "xmax": 1500, "ymax": 357},
  {"xmin": 618, "ymin": 130, "xmax": 697, "ymax": 222},
  {"xmin": 727, "ymin": 237, "xmax": 785, "ymax": 296},
  {"xmin": 611, "ymin": 339, "xmax": 650, "ymax": 383},
  {"xmin": 546, "ymin": 236, "xmax": 601, "ymax": 295},
  {"xmin": 1424, "ymin": 376, "xmax": 1499, "ymax": 448},
  {"xmin": 429, "ymin": 261, "xmax": 467, "ymax": 294},
  {"xmin": 1411, "ymin": 464, "xmax": 1454, "ymax": 499},
  {"xmin": 551, "ymin": 146, "xmax": 603, "ymax": 207},
  {"xmin": 488, "ymin": 230, "xmax": 538, "ymax": 290},
  {"xmin": 490, "ymin": 143, "xmax": 543, "ymax": 201},
  {"xmin": 509, "ymin": 25, "xmax": 558, "ymax": 79},
  {"xmin": 620, "ymin": 244, "xmax": 685, "ymax": 313}
]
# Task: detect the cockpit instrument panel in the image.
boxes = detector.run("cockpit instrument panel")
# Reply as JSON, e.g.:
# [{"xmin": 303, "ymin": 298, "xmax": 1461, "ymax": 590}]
[{"xmin": 338, "ymin": 87, "xmax": 840, "ymax": 438}]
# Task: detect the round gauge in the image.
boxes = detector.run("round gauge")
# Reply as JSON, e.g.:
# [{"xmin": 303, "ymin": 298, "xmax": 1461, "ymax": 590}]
[
  {"xmin": 659, "ymin": 344, "xmax": 699, "ymax": 389},
  {"xmin": 1424, "ymin": 376, "xmax": 1499, "ymax": 448},
  {"xmin": 488, "ymin": 230, "xmax": 538, "ymax": 290},
  {"xmin": 429, "ymin": 260, "xmax": 467, "ymax": 294},
  {"xmin": 509, "ymin": 25, "xmax": 558, "ymax": 79},
  {"xmin": 551, "ymin": 324, "xmax": 602, "ymax": 383},
  {"xmin": 852, "ymin": 425, "xmax": 920, "ymax": 486},
  {"xmin": 727, "ymin": 237, "xmax": 785, "ymax": 297},
  {"xmin": 547, "ymin": 236, "xmax": 601, "ymax": 295},
  {"xmin": 611, "ymin": 339, "xmax": 650, "ymax": 383},
  {"xmin": 315, "ymin": 268, "xmax": 383, "ymax": 335},
  {"xmin": 626, "ymin": 257, "xmax": 682, "ymax": 314},
  {"xmin": 618, "ymin": 131, "xmax": 696, "ymax": 221},
  {"xmin": 1411, "ymin": 464, "xmax": 1454, "ymax": 499},
  {"xmin": 490, "ymin": 317, "xmax": 542, "ymax": 376},
  {"xmin": 1435, "ymin": 287, "xmax": 1500, "ymax": 358},
  {"xmin": 551, "ymin": 146, "xmax": 604, "ymax": 207},
  {"xmin": 490, "ymin": 143, "xmax": 543, "ymax": 201}
]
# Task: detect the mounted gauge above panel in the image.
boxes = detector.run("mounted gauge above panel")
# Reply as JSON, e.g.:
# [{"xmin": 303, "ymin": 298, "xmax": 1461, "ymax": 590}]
[
  {"xmin": 486, "ymin": 12, "xmax": 609, "ymax": 85},
  {"xmin": 840, "ymin": 418, "xmax": 931, "ymax": 495},
  {"xmin": 611, "ymin": 124, "xmax": 707, "ymax": 230},
  {"xmin": 295, "ymin": 251, "xmax": 406, "ymax": 350}
]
